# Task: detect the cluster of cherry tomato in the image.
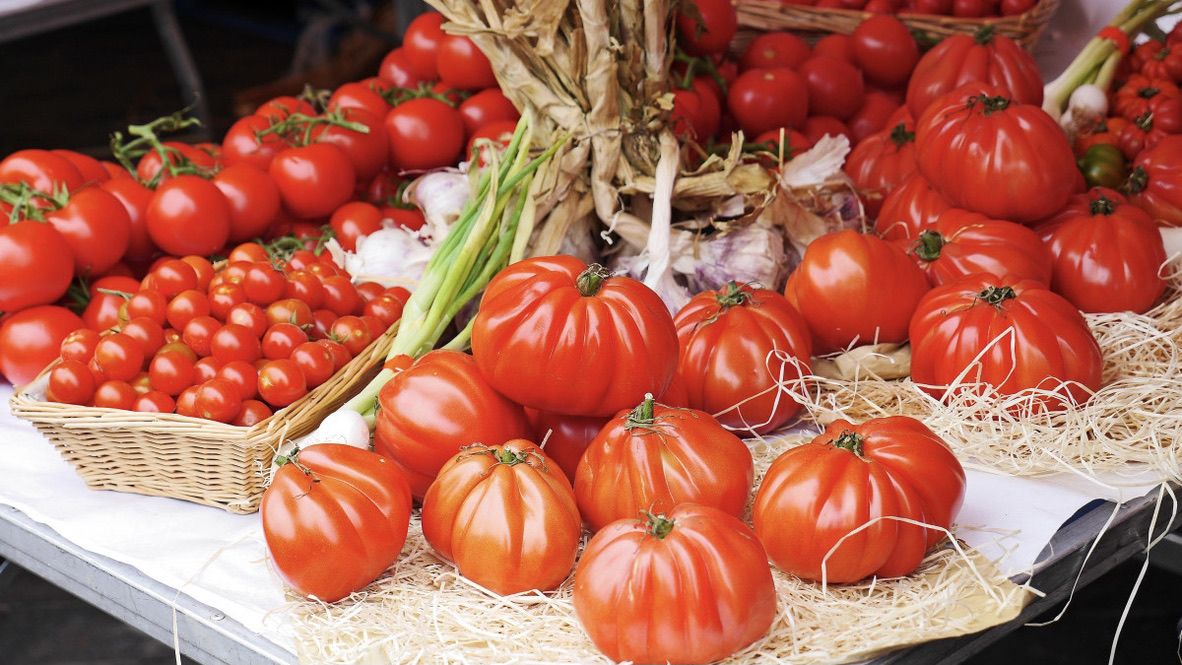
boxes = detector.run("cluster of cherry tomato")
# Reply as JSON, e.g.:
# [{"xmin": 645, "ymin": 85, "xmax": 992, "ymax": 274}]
[
  {"xmin": 1074, "ymin": 24, "xmax": 1182, "ymax": 194},
  {"xmin": 777, "ymin": 0, "xmax": 1038, "ymax": 18},
  {"xmin": 670, "ymin": 4, "xmax": 923, "ymax": 161},
  {"xmin": 44, "ymin": 242, "xmax": 409, "ymax": 424}
]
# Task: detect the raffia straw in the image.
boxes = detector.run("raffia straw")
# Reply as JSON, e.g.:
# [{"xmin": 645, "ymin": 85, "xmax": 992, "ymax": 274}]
[{"xmin": 289, "ymin": 428, "xmax": 1028, "ymax": 665}]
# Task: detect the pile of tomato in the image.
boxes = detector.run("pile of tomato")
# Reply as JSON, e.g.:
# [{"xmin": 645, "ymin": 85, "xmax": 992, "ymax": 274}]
[{"xmin": 773, "ymin": 0, "xmax": 1038, "ymax": 17}]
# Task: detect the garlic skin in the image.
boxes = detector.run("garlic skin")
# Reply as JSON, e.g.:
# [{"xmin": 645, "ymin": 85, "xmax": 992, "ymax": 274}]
[
  {"xmin": 340, "ymin": 227, "xmax": 437, "ymax": 289},
  {"xmin": 406, "ymin": 170, "xmax": 471, "ymax": 241},
  {"xmin": 301, "ymin": 410, "xmax": 372, "ymax": 450}
]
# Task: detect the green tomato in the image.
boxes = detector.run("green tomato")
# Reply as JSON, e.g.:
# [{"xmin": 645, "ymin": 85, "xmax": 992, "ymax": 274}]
[{"xmin": 1077, "ymin": 144, "xmax": 1128, "ymax": 190}]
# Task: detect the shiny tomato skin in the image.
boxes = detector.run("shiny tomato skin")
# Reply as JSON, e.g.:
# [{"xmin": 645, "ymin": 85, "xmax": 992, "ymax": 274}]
[
  {"xmin": 289, "ymin": 341, "xmax": 334, "ymax": 388},
  {"xmin": 800, "ymin": 56, "xmax": 865, "ymax": 120},
  {"xmin": 436, "ymin": 35, "xmax": 497, "ymax": 89},
  {"xmin": 60, "ymin": 328, "xmax": 100, "ymax": 364},
  {"xmin": 269, "ymin": 144, "xmax": 356, "ymax": 219},
  {"xmin": 421, "ymin": 440, "xmax": 581, "ymax": 595},
  {"xmin": 377, "ymin": 47, "xmax": 423, "ymax": 89},
  {"xmin": 754, "ymin": 416, "xmax": 966, "ymax": 582},
  {"xmin": 166, "ymin": 290, "xmax": 211, "ymax": 331},
  {"xmin": 82, "ymin": 275, "xmax": 138, "ymax": 331},
  {"xmin": 264, "ymin": 299, "xmax": 314, "ymax": 329},
  {"xmin": 147, "ymin": 175, "xmax": 232, "ymax": 256},
  {"xmin": 728, "ymin": 68, "xmax": 809, "ymax": 136},
  {"xmin": 93, "ymin": 333, "xmax": 145, "ymax": 382},
  {"xmin": 216, "ymin": 360, "xmax": 259, "ymax": 400},
  {"xmin": 261, "ymin": 444, "xmax": 412, "ymax": 602},
  {"xmin": 846, "ymin": 120, "xmax": 917, "ymax": 217},
  {"xmin": 52, "ymin": 150, "xmax": 109, "ymax": 186},
  {"xmin": 574, "ymin": 399, "xmax": 754, "ymax": 531},
  {"xmin": 915, "ymin": 84, "xmax": 1076, "ymax": 224},
  {"xmin": 257, "ymin": 358, "xmax": 307, "ymax": 407},
  {"xmin": 852, "ymin": 15, "xmax": 920, "ymax": 87},
  {"xmin": 125, "ymin": 290, "xmax": 168, "ymax": 325},
  {"xmin": 875, "ymin": 173, "xmax": 952, "ymax": 240},
  {"xmin": 523, "ymin": 410, "xmax": 608, "ymax": 484},
  {"xmin": 0, "ymin": 220, "xmax": 74, "ymax": 312},
  {"xmin": 195, "ymin": 377, "xmax": 243, "ymax": 422},
  {"xmin": 676, "ymin": 0, "xmax": 738, "ymax": 56},
  {"xmin": 152, "ymin": 259, "xmax": 199, "ymax": 298},
  {"xmin": 212, "ymin": 163, "xmax": 281, "ymax": 243},
  {"xmin": 384, "ymin": 98, "xmax": 466, "ymax": 172},
  {"xmin": 222, "ymin": 115, "xmax": 287, "ymax": 172},
  {"xmin": 329, "ymin": 202, "xmax": 382, "ymax": 252},
  {"xmin": 329, "ymin": 316, "xmax": 371, "ymax": 356},
  {"xmin": 472, "ymin": 255, "xmax": 679, "ymax": 417},
  {"xmin": 401, "ymin": 12, "xmax": 445, "ymax": 79},
  {"xmin": 802, "ymin": 115, "xmax": 853, "ymax": 145},
  {"xmin": 905, "ymin": 29, "xmax": 1042, "ymax": 118},
  {"xmin": 785, "ymin": 230, "xmax": 929, "ymax": 353},
  {"xmin": 122, "ymin": 317, "xmax": 166, "ymax": 356},
  {"xmin": 149, "ymin": 350, "xmax": 196, "ymax": 396},
  {"xmin": 255, "ymin": 96, "xmax": 315, "ymax": 122},
  {"xmin": 318, "ymin": 339, "xmax": 351, "ymax": 371},
  {"xmin": 898, "ymin": 208, "xmax": 1052, "ymax": 286},
  {"xmin": 93, "ymin": 380, "xmax": 137, "ymax": 410},
  {"xmin": 1035, "ymin": 188, "xmax": 1167, "ymax": 314},
  {"xmin": 210, "ymin": 323, "xmax": 262, "ymax": 363},
  {"xmin": 99, "ymin": 177, "xmax": 157, "ymax": 263},
  {"xmin": 574, "ymin": 504, "xmax": 776, "ymax": 665},
  {"xmin": 740, "ymin": 32, "xmax": 811, "ymax": 71},
  {"xmin": 849, "ymin": 91, "xmax": 904, "ymax": 144},
  {"xmin": 44, "ymin": 187, "xmax": 131, "ymax": 276},
  {"xmin": 327, "ymin": 81, "xmax": 391, "ymax": 119},
  {"xmin": 0, "ymin": 149, "xmax": 84, "ymax": 192},
  {"xmin": 48, "ymin": 359, "xmax": 97, "ymax": 405},
  {"xmin": 813, "ymin": 33, "xmax": 856, "ymax": 63},
  {"xmin": 910, "ymin": 275, "xmax": 1103, "ymax": 409},
  {"xmin": 363, "ymin": 294, "xmax": 405, "ymax": 327},
  {"xmin": 134, "ymin": 390, "xmax": 175, "ymax": 413},
  {"xmin": 320, "ymin": 276, "xmax": 361, "ymax": 317},
  {"xmin": 457, "ymin": 89, "xmax": 520, "ymax": 137},
  {"xmin": 262, "ymin": 323, "xmax": 308, "ymax": 360},
  {"xmin": 674, "ymin": 283, "xmax": 813, "ymax": 435},
  {"xmin": 1127, "ymin": 135, "xmax": 1182, "ymax": 226},
  {"xmin": 233, "ymin": 399, "xmax": 272, "ymax": 427},
  {"xmin": 181, "ymin": 315, "xmax": 220, "ymax": 357},
  {"xmin": 312, "ymin": 108, "xmax": 389, "ymax": 183},
  {"xmin": 373, "ymin": 350, "xmax": 530, "ymax": 498},
  {"xmin": 242, "ymin": 264, "xmax": 286, "ymax": 305}
]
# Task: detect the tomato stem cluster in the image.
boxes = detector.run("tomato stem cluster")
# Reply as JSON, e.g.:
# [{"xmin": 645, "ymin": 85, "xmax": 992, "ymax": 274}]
[
  {"xmin": 643, "ymin": 511, "xmax": 677, "ymax": 540},
  {"xmin": 110, "ymin": 111, "xmax": 205, "ymax": 186},
  {"xmin": 978, "ymin": 285, "xmax": 1017, "ymax": 307},
  {"xmin": 576, "ymin": 264, "xmax": 613, "ymax": 297},
  {"xmin": 832, "ymin": 431, "xmax": 865, "ymax": 457},
  {"xmin": 913, "ymin": 230, "xmax": 946, "ymax": 261}
]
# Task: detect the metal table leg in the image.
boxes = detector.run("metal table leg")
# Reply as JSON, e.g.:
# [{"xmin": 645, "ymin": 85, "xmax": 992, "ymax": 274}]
[{"xmin": 150, "ymin": 0, "xmax": 211, "ymax": 136}]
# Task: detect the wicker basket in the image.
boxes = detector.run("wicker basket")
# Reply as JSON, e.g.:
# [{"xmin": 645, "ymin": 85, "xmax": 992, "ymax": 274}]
[
  {"xmin": 736, "ymin": 0, "xmax": 1060, "ymax": 50},
  {"xmin": 9, "ymin": 323, "xmax": 398, "ymax": 514}
]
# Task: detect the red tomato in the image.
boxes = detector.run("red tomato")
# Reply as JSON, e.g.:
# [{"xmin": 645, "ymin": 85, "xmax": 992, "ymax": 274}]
[
  {"xmin": 915, "ymin": 84, "xmax": 1076, "ymax": 224},
  {"xmin": 284, "ymin": 271, "xmax": 325, "ymax": 310},
  {"xmin": 210, "ymin": 323, "xmax": 262, "ymax": 363},
  {"xmin": 800, "ymin": 56, "xmax": 865, "ymax": 120},
  {"xmin": 671, "ymin": 82, "xmax": 722, "ymax": 142},
  {"xmin": 740, "ymin": 32, "xmax": 811, "ymax": 71},
  {"xmin": 384, "ymin": 98, "xmax": 465, "ymax": 172},
  {"xmin": 44, "ymin": 187, "xmax": 131, "ymax": 276},
  {"xmin": 802, "ymin": 115, "xmax": 854, "ymax": 145},
  {"xmin": 753, "ymin": 128, "xmax": 813, "ymax": 159},
  {"xmin": 209, "ymin": 283, "xmax": 247, "ymax": 321},
  {"xmin": 216, "ymin": 360, "xmax": 258, "ymax": 400},
  {"xmin": 122, "ymin": 317, "xmax": 166, "ymax": 356},
  {"xmin": 905, "ymin": 27, "xmax": 1042, "ymax": 118},
  {"xmin": 1035, "ymin": 188, "xmax": 1166, "ymax": 314},
  {"xmin": 875, "ymin": 173, "xmax": 951, "ymax": 240},
  {"xmin": 401, "ymin": 12, "xmax": 445, "ymax": 79},
  {"xmin": 289, "ymin": 341, "xmax": 335, "ymax": 388},
  {"xmin": 377, "ymin": 47, "xmax": 423, "ymax": 89},
  {"xmin": 222, "ymin": 115, "xmax": 287, "ymax": 172},
  {"xmin": 910, "ymin": 275, "xmax": 1103, "ymax": 409},
  {"xmin": 0, "ymin": 219, "xmax": 74, "ymax": 312},
  {"xmin": 575, "ymin": 397, "xmax": 753, "ymax": 531},
  {"xmin": 786, "ymin": 230, "xmax": 929, "ymax": 353},
  {"xmin": 94, "ymin": 333, "xmax": 144, "ymax": 382},
  {"xmin": 99, "ymin": 177, "xmax": 156, "ymax": 263},
  {"xmin": 81, "ymin": 275, "xmax": 139, "ymax": 331},
  {"xmin": 813, "ymin": 33, "xmax": 856, "ymax": 64},
  {"xmin": 269, "ymin": 144, "xmax": 356, "ymax": 219},
  {"xmin": 212, "ymin": 164, "xmax": 280, "ymax": 243},
  {"xmin": 257, "ymin": 359, "xmax": 308, "ymax": 407},
  {"xmin": 262, "ymin": 323, "xmax": 308, "ymax": 360},
  {"xmin": 48, "ymin": 359, "xmax": 96, "ymax": 405},
  {"xmin": 436, "ymin": 35, "xmax": 497, "ymax": 89},
  {"xmin": 181, "ymin": 315, "xmax": 220, "ymax": 357},
  {"xmin": 228, "ymin": 242, "xmax": 270, "ymax": 264},
  {"xmin": 728, "ymin": 68, "xmax": 809, "ymax": 135},
  {"xmin": 852, "ymin": 15, "xmax": 920, "ymax": 87},
  {"xmin": 457, "ymin": 89, "xmax": 520, "ymax": 137},
  {"xmin": 318, "ymin": 339, "xmax": 351, "ymax": 371},
  {"xmin": 242, "ymin": 264, "xmax": 286, "ymax": 305},
  {"xmin": 465, "ymin": 120, "xmax": 517, "ymax": 164},
  {"xmin": 194, "ymin": 377, "xmax": 242, "ymax": 422},
  {"xmin": 1127, "ymin": 135, "xmax": 1182, "ymax": 226},
  {"xmin": 180, "ymin": 256, "xmax": 214, "ymax": 290},
  {"xmin": 1113, "ymin": 76, "xmax": 1180, "ymax": 121},
  {"xmin": 313, "ymin": 108, "xmax": 389, "ymax": 183},
  {"xmin": 676, "ymin": 0, "xmax": 738, "ymax": 56},
  {"xmin": 327, "ymin": 81, "xmax": 391, "ymax": 119},
  {"xmin": 523, "ymin": 410, "xmax": 607, "ymax": 484},
  {"xmin": 52, "ymin": 150, "xmax": 109, "ymax": 186},
  {"xmin": 363, "ymin": 294, "xmax": 406, "ymax": 327},
  {"xmin": 574, "ymin": 504, "xmax": 776, "ymax": 664},
  {"xmin": 845, "ymin": 120, "xmax": 917, "ymax": 217},
  {"xmin": 849, "ymin": 91, "xmax": 904, "ymax": 143},
  {"xmin": 166, "ymin": 290, "xmax": 211, "ymax": 331},
  {"xmin": 898, "ymin": 209, "xmax": 1051, "ymax": 286},
  {"xmin": 754, "ymin": 416, "xmax": 966, "ymax": 582},
  {"xmin": 149, "ymin": 350, "xmax": 196, "ymax": 396},
  {"xmin": 472, "ymin": 256, "xmax": 679, "ymax": 417},
  {"xmin": 1117, "ymin": 109, "xmax": 1180, "ymax": 159},
  {"xmin": 329, "ymin": 202, "xmax": 382, "ymax": 252},
  {"xmin": 328, "ymin": 316, "xmax": 372, "ymax": 356},
  {"xmin": 151, "ymin": 259, "xmax": 198, "ymax": 298},
  {"xmin": 1000, "ymin": 0, "xmax": 1034, "ymax": 13},
  {"xmin": 60, "ymin": 328, "xmax": 100, "ymax": 364},
  {"xmin": 0, "ymin": 149, "xmax": 84, "ymax": 193},
  {"xmin": 135, "ymin": 142, "xmax": 216, "ymax": 184},
  {"xmin": 233, "ymin": 399, "xmax": 272, "ymax": 426},
  {"xmin": 125, "ymin": 290, "xmax": 168, "ymax": 325},
  {"xmin": 255, "ymin": 96, "xmax": 315, "ymax": 122},
  {"xmin": 265, "ymin": 298, "xmax": 314, "ymax": 328},
  {"xmin": 355, "ymin": 281, "xmax": 385, "ymax": 304},
  {"xmin": 261, "ymin": 444, "xmax": 412, "ymax": 602},
  {"xmin": 373, "ymin": 350, "xmax": 531, "ymax": 497},
  {"xmin": 1140, "ymin": 43, "xmax": 1182, "ymax": 81},
  {"xmin": 421, "ymin": 440, "xmax": 581, "ymax": 594},
  {"xmin": 147, "ymin": 175, "xmax": 231, "ymax": 256},
  {"xmin": 134, "ymin": 390, "xmax": 175, "ymax": 413},
  {"xmin": 674, "ymin": 282, "xmax": 813, "ymax": 434},
  {"xmin": 320, "ymin": 276, "xmax": 361, "ymax": 317},
  {"xmin": 94, "ymin": 380, "xmax": 137, "ymax": 410}
]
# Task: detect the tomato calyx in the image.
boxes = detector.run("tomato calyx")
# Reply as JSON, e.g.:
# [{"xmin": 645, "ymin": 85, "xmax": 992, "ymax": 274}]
[
  {"xmin": 913, "ymin": 230, "xmax": 946, "ymax": 261},
  {"xmin": 889, "ymin": 123, "xmax": 916, "ymax": 148},
  {"xmin": 0, "ymin": 181, "xmax": 69, "ymax": 221},
  {"xmin": 381, "ymin": 82, "xmax": 468, "ymax": 109},
  {"xmin": 1124, "ymin": 165, "xmax": 1149, "ymax": 194},
  {"xmin": 832, "ymin": 430, "xmax": 866, "ymax": 458},
  {"xmin": 491, "ymin": 446, "xmax": 532, "ymax": 466},
  {"xmin": 274, "ymin": 449, "xmax": 320, "ymax": 483},
  {"xmin": 977, "ymin": 285, "xmax": 1017, "ymax": 307},
  {"xmin": 642, "ymin": 510, "xmax": 677, "ymax": 540},
  {"xmin": 576, "ymin": 263, "xmax": 614, "ymax": 296},
  {"xmin": 625, "ymin": 393, "xmax": 657, "ymax": 428},
  {"xmin": 973, "ymin": 24, "xmax": 997, "ymax": 45},
  {"xmin": 968, "ymin": 95, "xmax": 1011, "ymax": 116},
  {"xmin": 714, "ymin": 281, "xmax": 755, "ymax": 309},
  {"xmin": 1089, "ymin": 194, "xmax": 1117, "ymax": 216},
  {"xmin": 1138, "ymin": 86, "xmax": 1161, "ymax": 100}
]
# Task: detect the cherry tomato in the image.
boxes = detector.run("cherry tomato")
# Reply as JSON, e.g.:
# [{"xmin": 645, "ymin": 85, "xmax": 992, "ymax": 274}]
[
  {"xmin": 166, "ymin": 289, "xmax": 211, "ymax": 330},
  {"xmin": 377, "ymin": 47, "xmax": 422, "ymax": 89},
  {"xmin": 290, "ymin": 341, "xmax": 335, "ymax": 388},
  {"xmin": 214, "ymin": 359, "xmax": 257, "ymax": 400},
  {"xmin": 212, "ymin": 163, "xmax": 281, "ymax": 243},
  {"xmin": 458, "ymin": 89, "xmax": 520, "ymax": 137},
  {"xmin": 48, "ymin": 359, "xmax": 96, "ymax": 405},
  {"xmin": 263, "ymin": 323, "xmax": 308, "ymax": 360},
  {"xmin": 95, "ymin": 177, "xmax": 155, "ymax": 263},
  {"xmin": 265, "ymin": 298, "xmax": 314, "ymax": 328},
  {"xmin": 82, "ymin": 275, "xmax": 139, "ymax": 331},
  {"xmin": 258, "ymin": 359, "xmax": 308, "ymax": 407},
  {"xmin": 128, "ymin": 372, "xmax": 152, "ymax": 395},
  {"xmin": 60, "ymin": 328, "xmax": 100, "ymax": 364},
  {"xmin": 210, "ymin": 323, "xmax": 263, "ymax": 363},
  {"xmin": 227, "ymin": 302, "xmax": 270, "ymax": 338},
  {"xmin": 0, "ymin": 149, "xmax": 84, "ymax": 192},
  {"xmin": 175, "ymin": 385, "xmax": 200, "ymax": 417},
  {"xmin": 849, "ymin": 91, "xmax": 903, "ymax": 143},
  {"xmin": 740, "ymin": 32, "xmax": 811, "ymax": 71},
  {"xmin": 800, "ymin": 56, "xmax": 865, "ymax": 120},
  {"xmin": 149, "ymin": 350, "xmax": 196, "ymax": 396},
  {"xmin": 676, "ymin": 0, "xmax": 738, "ymax": 56},
  {"xmin": 147, "ymin": 175, "xmax": 232, "ymax": 256},
  {"xmin": 122, "ymin": 317, "xmax": 166, "ymax": 356},
  {"xmin": 384, "ymin": 98, "xmax": 466, "ymax": 171},
  {"xmin": 318, "ymin": 339, "xmax": 352, "ymax": 371},
  {"xmin": 222, "ymin": 115, "xmax": 287, "ymax": 172},
  {"xmin": 228, "ymin": 242, "xmax": 270, "ymax": 264},
  {"xmin": 94, "ymin": 380, "xmax": 137, "ymax": 410},
  {"xmin": 94, "ymin": 333, "xmax": 145, "ymax": 382},
  {"xmin": 233, "ymin": 399, "xmax": 273, "ymax": 427},
  {"xmin": 151, "ymin": 259, "xmax": 199, "ymax": 298},
  {"xmin": 242, "ymin": 263, "xmax": 287, "ymax": 305},
  {"xmin": 269, "ymin": 144, "xmax": 356, "ymax": 219},
  {"xmin": 364, "ymin": 294, "xmax": 406, "ymax": 326},
  {"xmin": 309, "ymin": 309, "xmax": 336, "ymax": 340},
  {"xmin": 327, "ymin": 81, "xmax": 391, "ymax": 119},
  {"xmin": 329, "ymin": 201, "xmax": 382, "ymax": 252},
  {"xmin": 383, "ymin": 206, "xmax": 426, "ymax": 232},
  {"xmin": 320, "ymin": 276, "xmax": 361, "ymax": 316},
  {"xmin": 283, "ymin": 270, "xmax": 325, "ymax": 310},
  {"xmin": 192, "ymin": 356, "xmax": 222, "ymax": 383},
  {"xmin": 313, "ymin": 108, "xmax": 389, "ymax": 183},
  {"xmin": 402, "ymin": 12, "xmax": 445, "ymax": 79},
  {"xmin": 355, "ymin": 282, "xmax": 384, "ymax": 303},
  {"xmin": 209, "ymin": 282, "xmax": 248, "ymax": 320},
  {"xmin": 134, "ymin": 390, "xmax": 175, "ymax": 413},
  {"xmin": 125, "ymin": 290, "xmax": 168, "ymax": 325},
  {"xmin": 853, "ymin": 15, "xmax": 920, "ymax": 88},
  {"xmin": 728, "ymin": 68, "xmax": 809, "ymax": 136},
  {"xmin": 45, "ymin": 187, "xmax": 131, "ymax": 276},
  {"xmin": 0, "ymin": 219, "xmax": 74, "ymax": 312},
  {"xmin": 813, "ymin": 34, "xmax": 856, "ymax": 64},
  {"xmin": 328, "ymin": 316, "xmax": 372, "ymax": 356},
  {"xmin": 135, "ymin": 142, "xmax": 216, "ymax": 185},
  {"xmin": 803, "ymin": 115, "xmax": 854, "ymax": 145},
  {"xmin": 196, "ymin": 378, "xmax": 243, "ymax": 422},
  {"xmin": 181, "ymin": 315, "xmax": 221, "ymax": 356},
  {"xmin": 436, "ymin": 35, "xmax": 497, "ymax": 89},
  {"xmin": 180, "ymin": 256, "xmax": 214, "ymax": 290}
]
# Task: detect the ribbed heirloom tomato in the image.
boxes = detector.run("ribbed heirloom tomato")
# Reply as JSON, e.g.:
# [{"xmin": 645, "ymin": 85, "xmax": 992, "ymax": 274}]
[
  {"xmin": 261, "ymin": 444, "xmax": 412, "ymax": 602},
  {"xmin": 524, "ymin": 410, "xmax": 607, "ymax": 483},
  {"xmin": 471, "ymin": 256, "xmax": 679, "ymax": 418},
  {"xmin": 905, "ymin": 26, "xmax": 1042, "ymax": 118},
  {"xmin": 373, "ymin": 350, "xmax": 529, "ymax": 498},
  {"xmin": 909, "ymin": 274, "xmax": 1103, "ymax": 410},
  {"xmin": 785, "ymin": 230, "xmax": 929, "ymax": 353},
  {"xmin": 421, "ymin": 440, "xmax": 581, "ymax": 595},
  {"xmin": 753, "ymin": 416, "xmax": 966, "ymax": 583},
  {"xmin": 573, "ymin": 504, "xmax": 777, "ymax": 664},
  {"xmin": 845, "ymin": 120, "xmax": 917, "ymax": 217},
  {"xmin": 897, "ymin": 209, "xmax": 1052, "ymax": 286},
  {"xmin": 915, "ymin": 84, "xmax": 1077, "ymax": 224},
  {"xmin": 574, "ymin": 396, "xmax": 754, "ymax": 531},
  {"xmin": 1036, "ymin": 188, "xmax": 1166, "ymax": 314},
  {"xmin": 674, "ymin": 282, "xmax": 812, "ymax": 435},
  {"xmin": 1127, "ymin": 135, "xmax": 1182, "ymax": 226},
  {"xmin": 874, "ymin": 174, "xmax": 952, "ymax": 240}
]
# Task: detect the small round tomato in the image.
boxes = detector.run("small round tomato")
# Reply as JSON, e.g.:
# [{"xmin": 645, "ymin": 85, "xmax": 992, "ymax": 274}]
[
  {"xmin": 222, "ymin": 114, "xmax": 287, "ymax": 172},
  {"xmin": 329, "ymin": 201, "xmax": 382, "ymax": 252},
  {"xmin": 209, "ymin": 282, "xmax": 247, "ymax": 320},
  {"xmin": 255, "ymin": 96, "xmax": 315, "ymax": 122},
  {"xmin": 128, "ymin": 372, "xmax": 152, "ymax": 395},
  {"xmin": 94, "ymin": 380, "xmax": 137, "ymax": 410},
  {"xmin": 377, "ymin": 47, "xmax": 423, "ymax": 88},
  {"xmin": 329, "ymin": 316, "xmax": 372, "ymax": 356},
  {"xmin": 212, "ymin": 163, "xmax": 281, "ymax": 243},
  {"xmin": 48, "ymin": 359, "xmax": 97, "ymax": 405},
  {"xmin": 802, "ymin": 115, "xmax": 853, "ymax": 145},
  {"xmin": 134, "ymin": 390, "xmax": 175, "ymax": 413},
  {"xmin": 309, "ymin": 308, "xmax": 336, "ymax": 340},
  {"xmin": 458, "ymin": 89, "xmax": 520, "ymax": 137},
  {"xmin": 228, "ymin": 302, "xmax": 270, "ymax": 337},
  {"xmin": 728, "ymin": 68, "xmax": 809, "ymax": 136},
  {"xmin": 82, "ymin": 275, "xmax": 140, "ymax": 331},
  {"xmin": 94, "ymin": 333, "xmax": 144, "ymax": 382},
  {"xmin": 193, "ymin": 356, "xmax": 223, "ymax": 383},
  {"xmin": 233, "ymin": 399, "xmax": 272, "ymax": 427},
  {"xmin": 290, "ymin": 341, "xmax": 335, "ymax": 388},
  {"xmin": 269, "ymin": 144, "xmax": 356, "ymax": 219},
  {"xmin": 257, "ymin": 359, "xmax": 307, "ymax": 407},
  {"xmin": 265, "ymin": 298, "xmax": 314, "ymax": 328},
  {"xmin": 149, "ymin": 350, "xmax": 196, "ymax": 396},
  {"xmin": 384, "ymin": 98, "xmax": 466, "ymax": 171},
  {"xmin": 800, "ymin": 56, "xmax": 865, "ymax": 120},
  {"xmin": 216, "ymin": 359, "xmax": 259, "ymax": 400},
  {"xmin": 740, "ymin": 32, "xmax": 811, "ymax": 71},
  {"xmin": 158, "ymin": 341, "xmax": 198, "ymax": 362},
  {"xmin": 849, "ymin": 91, "xmax": 904, "ymax": 143},
  {"xmin": 166, "ymin": 290, "xmax": 211, "ymax": 330},
  {"xmin": 285, "ymin": 271, "xmax": 325, "ymax": 310},
  {"xmin": 436, "ymin": 35, "xmax": 497, "ymax": 89},
  {"xmin": 364, "ymin": 294, "xmax": 406, "ymax": 326},
  {"xmin": 355, "ymin": 281, "xmax": 384, "ymax": 303},
  {"xmin": 676, "ymin": 0, "xmax": 738, "ymax": 56},
  {"xmin": 813, "ymin": 33, "xmax": 856, "ymax": 64},
  {"xmin": 242, "ymin": 264, "xmax": 287, "ymax": 305},
  {"xmin": 175, "ymin": 385, "xmax": 200, "ymax": 417},
  {"xmin": 312, "ymin": 107, "xmax": 389, "ymax": 183},
  {"xmin": 146, "ymin": 175, "xmax": 232, "ymax": 256},
  {"xmin": 60, "ymin": 328, "xmax": 100, "ymax": 364},
  {"xmin": 210, "ymin": 323, "xmax": 262, "ymax": 363},
  {"xmin": 317, "ymin": 339, "xmax": 352, "ymax": 372},
  {"xmin": 320, "ymin": 276, "xmax": 361, "ymax": 316},
  {"xmin": 181, "ymin": 315, "xmax": 221, "ymax": 356},
  {"xmin": 402, "ymin": 12, "xmax": 445, "ymax": 79},
  {"xmin": 228, "ymin": 242, "xmax": 270, "ymax": 264},
  {"xmin": 263, "ymin": 323, "xmax": 308, "ymax": 360},
  {"xmin": 151, "ymin": 259, "xmax": 199, "ymax": 298},
  {"xmin": 180, "ymin": 256, "xmax": 214, "ymax": 290},
  {"xmin": 852, "ymin": 15, "xmax": 920, "ymax": 87},
  {"xmin": 196, "ymin": 378, "xmax": 244, "ymax": 422},
  {"xmin": 122, "ymin": 317, "xmax": 166, "ymax": 356}
]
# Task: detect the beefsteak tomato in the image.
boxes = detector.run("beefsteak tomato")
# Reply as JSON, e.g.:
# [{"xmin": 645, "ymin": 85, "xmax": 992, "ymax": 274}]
[
  {"xmin": 874, "ymin": 173, "xmax": 951, "ymax": 240},
  {"xmin": 898, "ymin": 208, "xmax": 1052, "ymax": 286},
  {"xmin": 845, "ymin": 120, "xmax": 917, "ymax": 217},
  {"xmin": 905, "ymin": 26, "xmax": 1042, "ymax": 118},
  {"xmin": 524, "ymin": 409, "xmax": 608, "ymax": 483},
  {"xmin": 1126, "ymin": 134, "xmax": 1182, "ymax": 226}
]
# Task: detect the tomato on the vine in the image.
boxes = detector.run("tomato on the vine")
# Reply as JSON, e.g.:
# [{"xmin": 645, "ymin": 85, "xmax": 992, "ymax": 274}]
[
  {"xmin": 222, "ymin": 115, "xmax": 287, "ymax": 172},
  {"xmin": 313, "ymin": 108, "xmax": 389, "ymax": 183},
  {"xmin": 329, "ymin": 202, "xmax": 382, "ymax": 252},
  {"xmin": 377, "ymin": 47, "xmax": 422, "ymax": 89},
  {"xmin": 436, "ymin": 35, "xmax": 497, "ymax": 90},
  {"xmin": 0, "ymin": 149, "xmax": 85, "ymax": 193},
  {"xmin": 457, "ymin": 89, "xmax": 520, "ymax": 137},
  {"xmin": 269, "ymin": 144, "xmax": 356, "ymax": 219},
  {"xmin": 212, "ymin": 163, "xmax": 280, "ymax": 243},
  {"xmin": 401, "ymin": 12, "xmax": 445, "ymax": 80},
  {"xmin": 147, "ymin": 175, "xmax": 232, "ymax": 256},
  {"xmin": 384, "ymin": 98, "xmax": 466, "ymax": 171},
  {"xmin": 45, "ymin": 187, "xmax": 131, "ymax": 276}
]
